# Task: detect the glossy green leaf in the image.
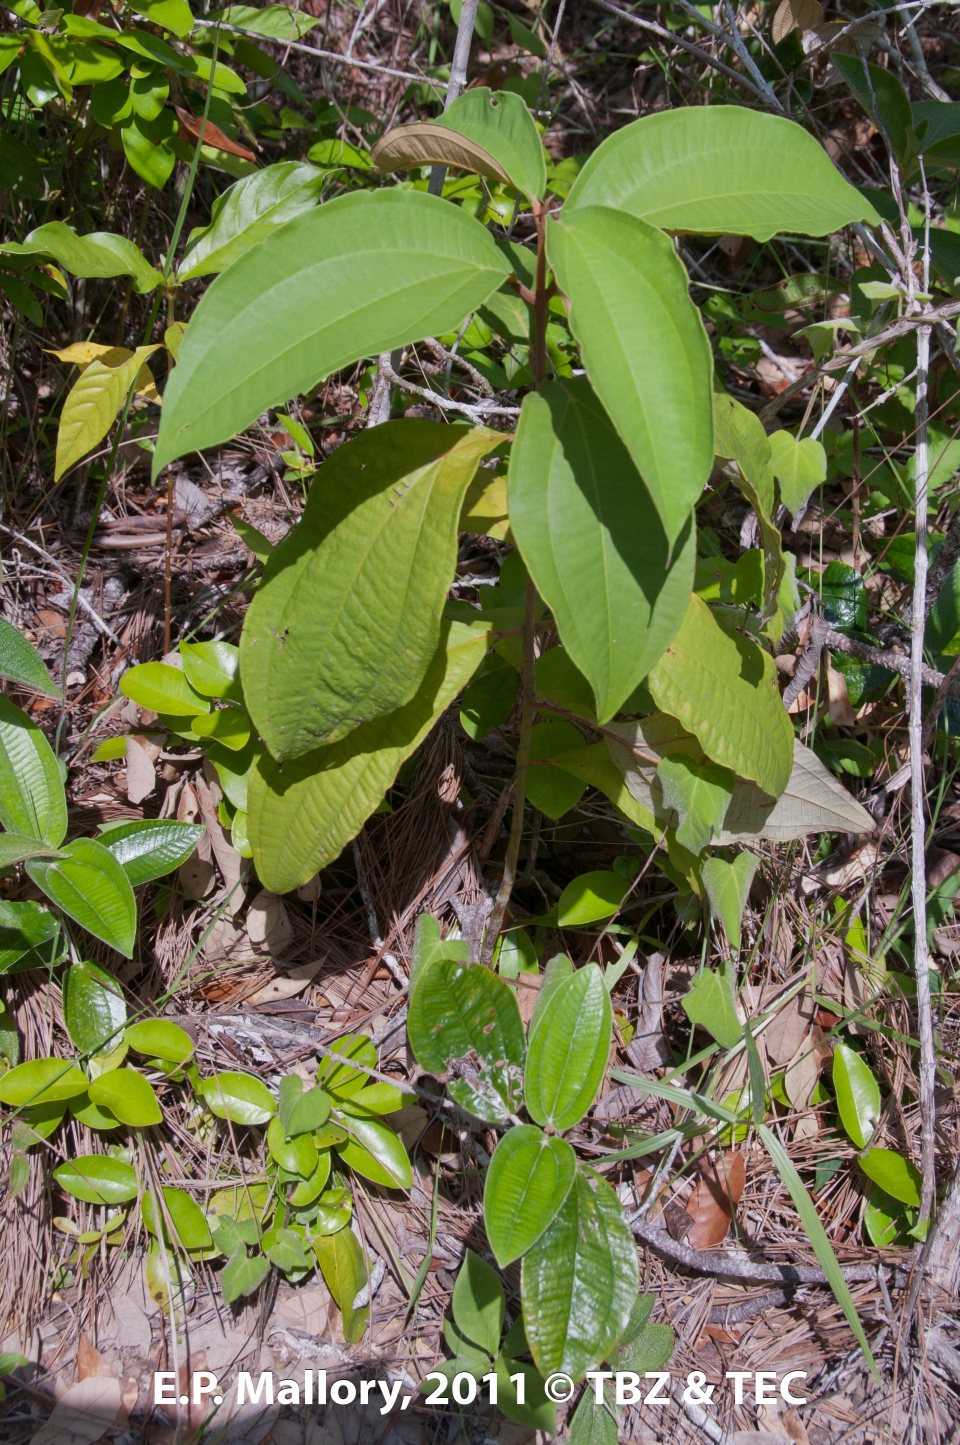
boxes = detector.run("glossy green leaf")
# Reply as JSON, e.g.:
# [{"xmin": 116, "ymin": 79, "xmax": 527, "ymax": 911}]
[
  {"xmin": 546, "ymin": 206, "xmax": 713, "ymax": 546},
  {"xmin": 0, "ymin": 618, "xmax": 58, "ymax": 696},
  {"xmin": 0, "ymin": 694, "xmax": 67, "ymax": 847},
  {"xmin": 314, "ymin": 1224, "xmax": 368, "ymax": 1342},
  {"xmin": 285, "ymin": 1085, "xmax": 332, "ymax": 1136},
  {"xmin": 510, "ymin": 379, "xmax": 695, "ymax": 720},
  {"xmin": 769, "ymin": 431, "xmax": 827, "ymax": 520},
  {"xmin": 0, "ymin": 1056, "xmax": 88, "ymax": 1107},
  {"xmin": 0, "ymin": 221, "xmax": 162, "ymax": 292},
  {"xmin": 564, "ymin": 106, "xmax": 880, "ymax": 239},
  {"xmin": 681, "ymin": 967, "xmax": 741, "ymax": 1049},
  {"xmin": 317, "ymin": 1034, "xmax": 376, "ymax": 1096},
  {"xmin": 760, "ymin": 1123, "xmax": 877, "ymax": 1379},
  {"xmin": 452, "ymin": 1248, "xmax": 504, "ymax": 1356},
  {"xmin": 126, "ymin": 0, "xmax": 195, "ymax": 36},
  {"xmin": 438, "ymin": 87, "xmax": 546, "ymax": 199},
  {"xmin": 207, "ymin": 737, "xmax": 258, "ymax": 814},
  {"xmin": 179, "ymin": 640, "xmax": 243, "ymax": 701},
  {"xmin": 647, "ymin": 595, "xmax": 794, "ymax": 798},
  {"xmin": 125, "ymin": 1019, "xmax": 194, "ymax": 1064},
  {"xmin": 53, "ymin": 1155, "xmax": 138, "ymax": 1205},
  {"xmin": 527, "ymin": 720, "xmax": 588, "ymax": 819},
  {"xmin": 524, "ymin": 965, "xmax": 612, "ymax": 1131},
  {"xmin": 557, "ymin": 871, "xmax": 630, "ymax": 927},
  {"xmin": 63, "ymin": 959, "xmax": 126, "ymax": 1057},
  {"xmin": 178, "ymin": 163, "xmax": 323, "ymax": 280},
  {"xmin": 268, "ymin": 1116, "xmax": 319, "ymax": 1176},
  {"xmin": 341, "ymin": 1082, "xmax": 408, "ymax": 1115},
  {"xmin": 26, "ymin": 838, "xmax": 137, "ymax": 957},
  {"xmin": 221, "ymin": 1247, "xmax": 271, "ymax": 1304},
  {"xmin": 286, "ymin": 1150, "xmax": 332, "ymax": 1206},
  {"xmin": 859, "ymin": 1147, "xmax": 922, "ymax": 1207},
  {"xmin": 89, "ymin": 1067, "xmax": 161, "ymax": 1126},
  {"xmin": 657, "ymin": 754, "xmax": 735, "ymax": 854},
  {"xmin": 522, "ymin": 1167, "xmax": 637, "ymax": 1381},
  {"xmin": 408, "ymin": 959, "xmax": 525, "ymax": 1122},
  {"xmin": 248, "ymin": 618, "xmax": 487, "ymax": 892},
  {"xmin": 143, "ymin": 1185, "xmax": 214, "ymax": 1249},
  {"xmin": 833, "ymin": 1042, "xmax": 880, "ymax": 1150},
  {"xmin": 120, "ymin": 661, "xmax": 211, "ymax": 716},
  {"xmin": 153, "ymin": 190, "xmax": 510, "ymax": 474},
  {"xmin": 495, "ymin": 928, "xmax": 538, "ymax": 979},
  {"xmin": 69, "ymin": 1090, "xmax": 122, "ymax": 1131},
  {"xmin": 191, "ymin": 706, "xmax": 251, "ymax": 751},
  {"xmin": 484, "ymin": 1124, "xmax": 576, "ymax": 1266},
  {"xmin": 201, "ymin": 1070, "xmax": 276, "ymax": 1126},
  {"xmin": 528, "ymin": 954, "xmax": 575, "ymax": 1039},
  {"xmin": 701, "ymin": 852, "xmax": 759, "ymax": 953},
  {"xmin": 864, "ymin": 1185, "xmax": 901, "ymax": 1247},
  {"xmin": 98, "ymin": 819, "xmax": 205, "ymax": 886},
  {"xmin": 242, "ymin": 422, "xmax": 498, "ymax": 758}
]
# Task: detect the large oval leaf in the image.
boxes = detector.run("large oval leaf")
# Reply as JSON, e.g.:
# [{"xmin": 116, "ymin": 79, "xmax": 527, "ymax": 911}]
[
  {"xmin": 859, "ymin": 1147, "xmax": 921, "ymax": 1207},
  {"xmin": 241, "ymin": 421, "xmax": 498, "ymax": 759},
  {"xmin": 484, "ymin": 1125, "xmax": 576, "ymax": 1266},
  {"xmin": 647, "ymin": 594, "xmax": 794, "ymax": 798},
  {"xmin": 62, "ymin": 959, "xmax": 127, "ymax": 1057},
  {"xmin": 98, "ymin": 818, "xmax": 205, "ymax": 886},
  {"xmin": 177, "ymin": 161, "xmax": 325, "ymax": 281},
  {"xmin": 153, "ymin": 190, "xmax": 510, "ymax": 473},
  {"xmin": 0, "ymin": 694, "xmax": 66, "ymax": 846},
  {"xmin": 201, "ymin": 1070, "xmax": 276, "ymax": 1126},
  {"xmin": 338, "ymin": 1114, "xmax": 412, "ymax": 1190},
  {"xmin": 55, "ymin": 344, "xmax": 159, "ymax": 481},
  {"xmin": 522, "ymin": 1167, "xmax": 637, "ymax": 1380},
  {"xmin": 119, "ymin": 661, "xmax": 210, "ymax": 715},
  {"xmin": 26, "ymin": 838, "xmax": 137, "ymax": 957},
  {"xmin": 53, "ymin": 1155, "xmax": 139, "ymax": 1205},
  {"xmin": 88, "ymin": 1066, "xmax": 162, "ymax": 1126},
  {"xmin": 0, "ymin": 1056, "xmax": 88, "ymax": 1106},
  {"xmin": 408, "ymin": 960, "xmax": 525, "ymax": 1123},
  {"xmin": 125, "ymin": 1019, "xmax": 194, "ymax": 1064},
  {"xmin": 248, "ymin": 618, "xmax": 487, "ymax": 892},
  {"xmin": 564, "ymin": 106, "xmax": 881, "ymax": 240},
  {"xmin": 524, "ymin": 965, "xmax": 612, "ymax": 1131},
  {"xmin": 510, "ymin": 378, "xmax": 695, "ymax": 721},
  {"xmin": 546, "ymin": 207, "xmax": 713, "ymax": 546},
  {"xmin": 142, "ymin": 1185, "xmax": 213, "ymax": 1249},
  {"xmin": 833, "ymin": 1042, "xmax": 880, "ymax": 1150},
  {"xmin": 179, "ymin": 640, "xmax": 242, "ymax": 700}
]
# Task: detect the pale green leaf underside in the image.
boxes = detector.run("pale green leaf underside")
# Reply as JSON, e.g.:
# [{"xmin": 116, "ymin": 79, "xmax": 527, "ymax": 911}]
[
  {"xmin": 241, "ymin": 422, "xmax": 498, "ymax": 760},
  {"xmin": 177, "ymin": 162, "xmax": 325, "ymax": 281},
  {"xmin": 248, "ymin": 619, "xmax": 487, "ymax": 892},
  {"xmin": 546, "ymin": 207, "xmax": 714, "ymax": 545},
  {"xmin": 153, "ymin": 190, "xmax": 510, "ymax": 474},
  {"xmin": 438, "ymin": 86, "xmax": 546, "ymax": 200},
  {"xmin": 564, "ymin": 106, "xmax": 882, "ymax": 240},
  {"xmin": 0, "ymin": 221, "xmax": 162, "ymax": 292},
  {"xmin": 647, "ymin": 595, "xmax": 794, "ymax": 798},
  {"xmin": 509, "ymin": 379, "xmax": 694, "ymax": 721}
]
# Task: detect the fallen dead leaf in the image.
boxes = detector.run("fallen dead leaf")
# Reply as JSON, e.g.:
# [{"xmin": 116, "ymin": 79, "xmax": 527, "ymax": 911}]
[
  {"xmin": 825, "ymin": 657, "xmax": 856, "ymax": 726},
  {"xmin": 763, "ymin": 987, "xmax": 816, "ymax": 1068},
  {"xmin": 249, "ymin": 960, "xmax": 324, "ymax": 1004},
  {"xmin": 784, "ymin": 1033, "xmax": 821, "ymax": 1109},
  {"xmin": 685, "ymin": 1151, "xmax": 746, "ymax": 1249},
  {"xmin": 125, "ymin": 735, "xmax": 157, "ymax": 805},
  {"xmin": 179, "ymin": 855, "xmax": 216, "ymax": 899},
  {"xmin": 77, "ymin": 1334, "xmax": 116, "ymax": 1381},
  {"xmin": 246, "ymin": 889, "xmax": 293, "ymax": 952},
  {"xmin": 29, "ymin": 1376, "xmax": 122, "ymax": 1445}
]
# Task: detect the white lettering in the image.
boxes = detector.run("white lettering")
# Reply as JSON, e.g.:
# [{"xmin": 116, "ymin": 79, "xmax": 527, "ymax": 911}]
[
  {"xmin": 154, "ymin": 1372, "xmax": 177, "ymax": 1404},
  {"xmin": 781, "ymin": 1372, "xmax": 808, "ymax": 1405},
  {"xmin": 237, "ymin": 1372, "xmax": 274, "ymax": 1406},
  {"xmin": 585, "ymin": 1371, "xmax": 613, "ymax": 1402},
  {"xmin": 725, "ymin": 1371, "xmax": 753, "ymax": 1405},
  {"xmin": 616, "ymin": 1372, "xmax": 642, "ymax": 1405},
  {"xmin": 192, "ymin": 1372, "xmax": 218, "ymax": 1405},
  {"xmin": 378, "ymin": 1379, "xmax": 403, "ymax": 1414},
  {"xmin": 331, "ymin": 1379, "xmax": 356, "ymax": 1405},
  {"xmin": 755, "ymin": 1371, "xmax": 779, "ymax": 1404},
  {"xmin": 643, "ymin": 1372, "xmax": 671, "ymax": 1405},
  {"xmin": 277, "ymin": 1380, "xmax": 300, "ymax": 1405}
]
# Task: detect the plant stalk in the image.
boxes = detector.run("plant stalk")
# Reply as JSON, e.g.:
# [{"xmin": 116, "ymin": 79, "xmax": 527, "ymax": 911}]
[{"xmin": 428, "ymin": 0, "xmax": 479, "ymax": 196}]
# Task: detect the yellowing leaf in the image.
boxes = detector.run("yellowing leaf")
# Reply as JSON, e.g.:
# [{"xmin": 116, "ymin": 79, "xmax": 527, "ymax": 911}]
[{"xmin": 55, "ymin": 344, "xmax": 160, "ymax": 480}]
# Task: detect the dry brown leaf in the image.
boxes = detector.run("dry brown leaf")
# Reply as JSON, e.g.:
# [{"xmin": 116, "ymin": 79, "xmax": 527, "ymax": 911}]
[
  {"xmin": 685, "ymin": 1151, "xmax": 746, "ymax": 1249},
  {"xmin": 246, "ymin": 889, "xmax": 293, "ymax": 952},
  {"xmin": 928, "ymin": 846, "xmax": 960, "ymax": 889},
  {"xmin": 772, "ymin": 0, "xmax": 823, "ymax": 42},
  {"xmin": 249, "ymin": 960, "xmax": 324, "ymax": 1003},
  {"xmin": 763, "ymin": 987, "xmax": 815, "ymax": 1067},
  {"xmin": 825, "ymin": 657, "xmax": 855, "ymax": 726},
  {"xmin": 514, "ymin": 973, "xmax": 542, "ymax": 1029},
  {"xmin": 388, "ymin": 1104, "xmax": 429, "ymax": 1151},
  {"xmin": 784, "ymin": 1032, "xmax": 821, "ymax": 1108},
  {"xmin": 29, "ymin": 1376, "xmax": 122, "ymax": 1445},
  {"xmin": 781, "ymin": 1410, "xmax": 812, "ymax": 1445},
  {"xmin": 371, "ymin": 123, "xmax": 511, "ymax": 185},
  {"xmin": 179, "ymin": 856, "xmax": 216, "ymax": 899},
  {"xmin": 174, "ymin": 106, "xmax": 256, "ymax": 161},
  {"xmin": 125, "ymin": 736, "xmax": 157, "ymax": 805},
  {"xmin": 176, "ymin": 781, "xmax": 201, "ymax": 824},
  {"xmin": 77, "ymin": 1334, "xmax": 116, "ymax": 1381},
  {"xmin": 196, "ymin": 774, "xmax": 243, "ymax": 895}
]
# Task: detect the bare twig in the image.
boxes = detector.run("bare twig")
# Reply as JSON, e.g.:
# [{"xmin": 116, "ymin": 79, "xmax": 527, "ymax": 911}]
[{"xmin": 428, "ymin": 0, "xmax": 479, "ymax": 196}]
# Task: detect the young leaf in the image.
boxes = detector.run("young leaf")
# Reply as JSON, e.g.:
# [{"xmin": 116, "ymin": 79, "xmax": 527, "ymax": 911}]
[
  {"xmin": 522, "ymin": 1167, "xmax": 637, "ymax": 1381},
  {"xmin": 0, "ymin": 1056, "xmax": 88, "ymax": 1107},
  {"xmin": 120, "ymin": 661, "xmax": 211, "ymax": 716},
  {"xmin": 177, "ymin": 161, "xmax": 324, "ymax": 280},
  {"xmin": 647, "ymin": 595, "xmax": 794, "ymax": 799},
  {"xmin": 191, "ymin": 707, "xmax": 252, "ymax": 751},
  {"xmin": 452, "ymin": 1249, "xmax": 504, "ymax": 1356},
  {"xmin": 248, "ymin": 619, "xmax": 487, "ymax": 892},
  {"xmin": 53, "ymin": 1155, "xmax": 139, "ymax": 1205},
  {"xmin": 409, "ymin": 912, "xmax": 471, "ymax": 992},
  {"xmin": 98, "ymin": 819, "xmax": 205, "ymax": 886},
  {"xmin": 0, "ymin": 901, "xmax": 57, "ymax": 977},
  {"xmin": 657, "ymin": 754, "xmax": 735, "ymax": 854},
  {"xmin": 88, "ymin": 1067, "xmax": 162, "ymax": 1126},
  {"xmin": 210, "ymin": 3, "xmax": 321, "ymax": 39},
  {"xmin": 0, "ymin": 617, "xmax": 58, "ymax": 696},
  {"xmin": 546, "ymin": 206, "xmax": 713, "ymax": 547},
  {"xmin": 484, "ymin": 1125, "xmax": 576, "ymax": 1266},
  {"xmin": 55, "ymin": 344, "xmax": 160, "ymax": 480},
  {"xmin": 0, "ymin": 694, "xmax": 67, "ymax": 846},
  {"xmin": 26, "ymin": 839, "xmax": 137, "ymax": 957},
  {"xmin": 701, "ymin": 852, "xmax": 759, "ymax": 953},
  {"xmin": 509, "ymin": 379, "xmax": 695, "ymax": 721},
  {"xmin": 201, "ymin": 1070, "xmax": 276, "ymax": 1126},
  {"xmin": 221, "ymin": 1247, "xmax": 271, "ymax": 1304},
  {"xmin": 859, "ymin": 1147, "xmax": 922, "ymax": 1207},
  {"xmin": 62, "ymin": 959, "xmax": 126, "ymax": 1057},
  {"xmin": 768, "ymin": 431, "xmax": 827, "ymax": 520},
  {"xmin": 241, "ymin": 421, "xmax": 499, "ymax": 759},
  {"xmin": 832, "ymin": 1042, "xmax": 880, "ymax": 1149},
  {"xmin": 436, "ymin": 87, "xmax": 546, "ymax": 200},
  {"xmin": 759, "ymin": 1123, "xmax": 877, "ymax": 1379},
  {"xmin": 682, "ymin": 968, "xmax": 742, "ymax": 1049},
  {"xmin": 125, "ymin": 1019, "xmax": 194, "ymax": 1064},
  {"xmin": 564, "ymin": 106, "xmax": 881, "ymax": 239},
  {"xmin": 153, "ymin": 190, "xmax": 510, "ymax": 474},
  {"xmin": 524, "ymin": 964, "xmax": 612, "ymax": 1132},
  {"xmin": 408, "ymin": 960, "xmax": 525, "ymax": 1122},
  {"xmin": 142, "ymin": 1186, "xmax": 213, "ymax": 1249}
]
